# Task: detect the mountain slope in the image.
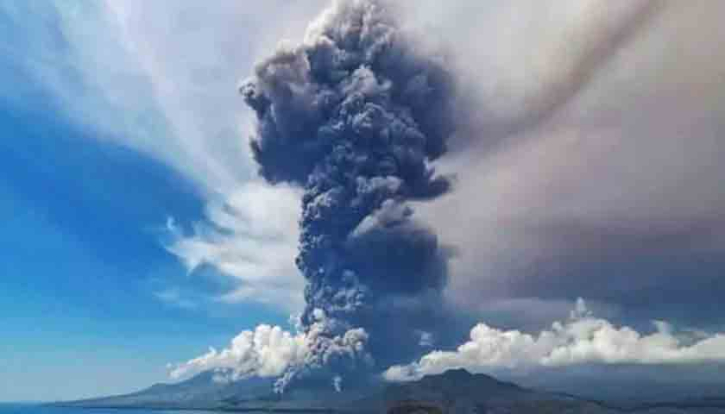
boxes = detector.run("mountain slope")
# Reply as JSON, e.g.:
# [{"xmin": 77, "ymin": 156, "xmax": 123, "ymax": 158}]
[
  {"xmin": 59, "ymin": 370, "xmax": 275, "ymax": 409},
  {"xmin": 356, "ymin": 369, "xmax": 616, "ymax": 413},
  {"xmin": 56, "ymin": 368, "xmax": 725, "ymax": 413}
]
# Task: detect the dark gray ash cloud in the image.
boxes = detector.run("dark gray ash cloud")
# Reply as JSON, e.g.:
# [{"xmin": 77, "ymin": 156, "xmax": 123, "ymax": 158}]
[
  {"xmin": 409, "ymin": 0, "xmax": 725, "ymax": 331},
  {"xmin": 240, "ymin": 0, "xmax": 460, "ymax": 386}
]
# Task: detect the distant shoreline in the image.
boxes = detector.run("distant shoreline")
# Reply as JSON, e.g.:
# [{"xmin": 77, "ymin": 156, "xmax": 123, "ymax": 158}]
[
  {"xmin": 49, "ymin": 399, "xmax": 725, "ymax": 414},
  {"xmin": 48, "ymin": 404, "xmax": 337, "ymax": 414}
]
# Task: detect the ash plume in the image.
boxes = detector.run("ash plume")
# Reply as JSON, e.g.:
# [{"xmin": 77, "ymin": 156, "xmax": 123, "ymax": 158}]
[{"xmin": 240, "ymin": 0, "xmax": 458, "ymax": 387}]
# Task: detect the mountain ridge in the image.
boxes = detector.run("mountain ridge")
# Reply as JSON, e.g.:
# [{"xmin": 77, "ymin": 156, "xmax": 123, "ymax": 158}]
[{"xmin": 54, "ymin": 368, "xmax": 725, "ymax": 413}]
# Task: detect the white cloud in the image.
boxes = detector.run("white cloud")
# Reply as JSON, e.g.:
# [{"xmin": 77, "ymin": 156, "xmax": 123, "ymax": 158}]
[
  {"xmin": 169, "ymin": 324, "xmax": 308, "ymax": 381},
  {"xmin": 96, "ymin": 1, "xmax": 334, "ymax": 314},
  {"xmin": 384, "ymin": 299, "xmax": 725, "ymax": 382},
  {"xmin": 0, "ymin": 1, "xmax": 177, "ymax": 163},
  {"xmin": 169, "ymin": 309, "xmax": 369, "ymax": 393},
  {"xmin": 165, "ymin": 181, "xmax": 304, "ymax": 312},
  {"xmin": 12, "ymin": 1, "xmax": 329, "ymax": 195},
  {"xmin": 5, "ymin": 1, "xmax": 333, "ymax": 315},
  {"xmin": 98, "ymin": 0, "xmax": 332, "ymax": 194}
]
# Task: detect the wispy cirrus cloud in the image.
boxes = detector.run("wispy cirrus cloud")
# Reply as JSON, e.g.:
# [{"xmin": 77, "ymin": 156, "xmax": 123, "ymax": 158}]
[
  {"xmin": 100, "ymin": 0, "xmax": 331, "ymax": 193},
  {"xmin": 3, "ymin": 0, "xmax": 329, "ymax": 312},
  {"xmin": 4, "ymin": 1, "xmax": 327, "ymax": 194},
  {"xmin": 165, "ymin": 182, "xmax": 304, "ymax": 312},
  {"xmin": 98, "ymin": 1, "xmax": 330, "ymax": 311}
]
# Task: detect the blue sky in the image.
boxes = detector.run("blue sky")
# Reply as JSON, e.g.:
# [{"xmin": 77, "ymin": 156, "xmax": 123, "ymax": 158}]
[
  {"xmin": 0, "ymin": 1, "xmax": 304, "ymax": 401},
  {"xmin": 0, "ymin": 93, "xmax": 281, "ymax": 400},
  {"xmin": 3, "ymin": 0, "xmax": 725, "ymax": 403}
]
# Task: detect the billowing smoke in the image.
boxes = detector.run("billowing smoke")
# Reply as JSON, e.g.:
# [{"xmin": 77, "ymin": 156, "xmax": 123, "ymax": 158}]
[
  {"xmin": 168, "ymin": 310, "xmax": 369, "ymax": 393},
  {"xmin": 239, "ymin": 0, "xmax": 457, "ymax": 386},
  {"xmin": 384, "ymin": 299, "xmax": 725, "ymax": 382}
]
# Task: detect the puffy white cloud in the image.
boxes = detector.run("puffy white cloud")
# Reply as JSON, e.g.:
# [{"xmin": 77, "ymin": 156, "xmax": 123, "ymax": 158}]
[
  {"xmin": 169, "ymin": 309, "xmax": 369, "ymax": 392},
  {"xmin": 169, "ymin": 324, "xmax": 308, "ymax": 381},
  {"xmin": 165, "ymin": 181, "xmax": 304, "ymax": 312},
  {"xmin": 384, "ymin": 299, "xmax": 725, "ymax": 382}
]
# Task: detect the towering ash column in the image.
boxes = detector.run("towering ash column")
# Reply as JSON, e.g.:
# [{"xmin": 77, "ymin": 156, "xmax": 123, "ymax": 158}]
[{"xmin": 241, "ymin": 0, "xmax": 458, "ymax": 384}]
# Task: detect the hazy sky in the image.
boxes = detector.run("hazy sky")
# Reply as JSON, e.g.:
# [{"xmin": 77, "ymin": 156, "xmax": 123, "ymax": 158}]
[{"xmin": 2, "ymin": 0, "xmax": 724, "ymax": 402}]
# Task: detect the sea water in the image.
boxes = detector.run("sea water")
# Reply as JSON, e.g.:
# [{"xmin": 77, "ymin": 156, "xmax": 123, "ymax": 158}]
[{"xmin": 0, "ymin": 405, "xmax": 274, "ymax": 414}]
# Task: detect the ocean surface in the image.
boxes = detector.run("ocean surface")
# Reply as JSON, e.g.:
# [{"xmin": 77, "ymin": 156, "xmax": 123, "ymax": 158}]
[{"xmin": 0, "ymin": 405, "xmax": 253, "ymax": 414}]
